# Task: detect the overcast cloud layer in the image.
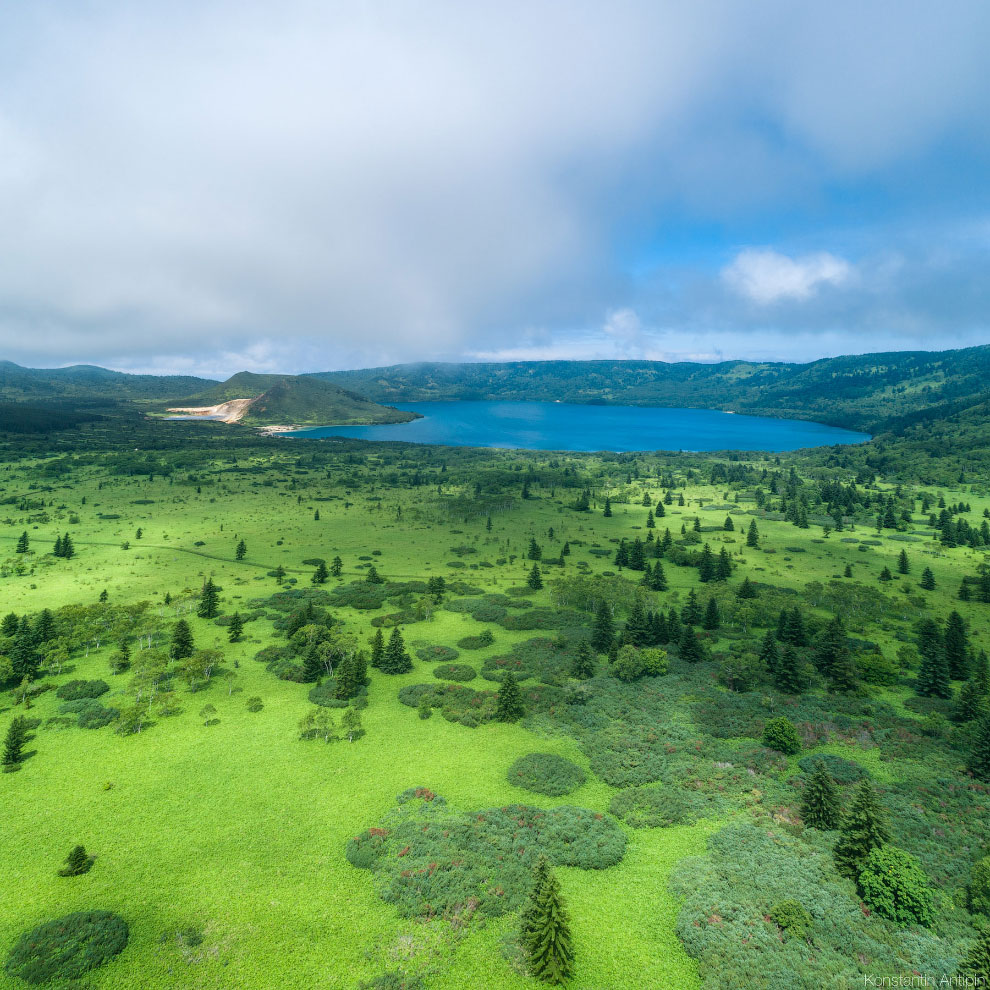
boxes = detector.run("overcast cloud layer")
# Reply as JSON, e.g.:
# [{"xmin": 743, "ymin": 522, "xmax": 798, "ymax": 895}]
[{"xmin": 1, "ymin": 0, "xmax": 989, "ymax": 377}]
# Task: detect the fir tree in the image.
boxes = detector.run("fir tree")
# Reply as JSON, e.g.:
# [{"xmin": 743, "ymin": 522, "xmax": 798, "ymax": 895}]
[
  {"xmin": 736, "ymin": 576, "xmax": 757, "ymax": 599},
  {"xmin": 944, "ymin": 610, "xmax": 970, "ymax": 679},
  {"xmin": 521, "ymin": 857, "xmax": 574, "ymax": 985},
  {"xmin": 171, "ymin": 619, "xmax": 194, "ymax": 660},
  {"xmin": 915, "ymin": 618, "xmax": 950, "ymax": 698},
  {"xmin": 679, "ymin": 625, "xmax": 706, "ymax": 664},
  {"xmin": 614, "ymin": 540, "xmax": 629, "ymax": 568},
  {"xmin": 646, "ymin": 510, "xmax": 655, "ymax": 529},
  {"xmin": 58, "ymin": 844, "xmax": 93, "ymax": 877},
  {"xmin": 834, "ymin": 779, "xmax": 890, "ymax": 878},
  {"xmin": 15, "ymin": 531, "xmax": 28, "ymax": 553},
  {"xmin": 53, "ymin": 535, "xmax": 64, "ymax": 557},
  {"xmin": 957, "ymin": 927, "xmax": 990, "ymax": 985},
  {"xmin": 570, "ymin": 641, "xmax": 595, "ymax": 679},
  {"xmin": 624, "ymin": 599, "xmax": 651, "ymax": 646},
  {"xmin": 1, "ymin": 612, "xmax": 18, "ymax": 637},
  {"xmin": 897, "ymin": 549, "xmax": 910, "ymax": 574},
  {"xmin": 227, "ymin": 612, "xmax": 244, "ymax": 643},
  {"xmin": 815, "ymin": 615, "xmax": 848, "ymax": 677},
  {"xmin": 589, "ymin": 601, "xmax": 614, "ymax": 653},
  {"xmin": 702, "ymin": 596, "xmax": 720, "ymax": 631},
  {"xmin": 628, "ymin": 538, "xmax": 646, "ymax": 571},
  {"xmin": 715, "ymin": 547, "xmax": 732, "ymax": 581},
  {"xmin": 330, "ymin": 556, "xmax": 343, "ymax": 577},
  {"xmin": 649, "ymin": 561, "xmax": 668, "ymax": 591},
  {"xmin": 723, "ymin": 515, "xmax": 734, "ymax": 531},
  {"xmin": 698, "ymin": 544, "xmax": 715, "ymax": 582},
  {"xmin": 2, "ymin": 716, "xmax": 28, "ymax": 771},
  {"xmin": 681, "ymin": 588, "xmax": 703, "ymax": 626},
  {"xmin": 365, "ymin": 564, "xmax": 384, "ymax": 584},
  {"xmin": 919, "ymin": 567, "xmax": 936, "ymax": 591},
  {"xmin": 235, "ymin": 539, "xmax": 247, "ymax": 560},
  {"xmin": 603, "ymin": 496, "xmax": 612, "ymax": 517},
  {"xmin": 528, "ymin": 538, "xmax": 543, "ymax": 561},
  {"xmin": 302, "ymin": 644, "xmax": 323, "ymax": 682},
  {"xmin": 312, "ymin": 562, "xmax": 329, "ymax": 584},
  {"xmin": 527, "ymin": 564, "xmax": 544, "ymax": 591},
  {"xmin": 775, "ymin": 645, "xmax": 805, "ymax": 694},
  {"xmin": 759, "ymin": 629, "xmax": 780, "ymax": 674},
  {"xmin": 381, "ymin": 628, "xmax": 412, "ymax": 674},
  {"xmin": 62, "ymin": 533, "xmax": 75, "ymax": 558},
  {"xmin": 197, "ymin": 578, "xmax": 220, "ymax": 619},
  {"xmin": 969, "ymin": 714, "xmax": 990, "ymax": 783},
  {"xmin": 955, "ymin": 652, "xmax": 990, "ymax": 723},
  {"xmin": 334, "ymin": 653, "xmax": 359, "ymax": 699},
  {"xmin": 801, "ymin": 759, "xmax": 840, "ymax": 830},
  {"xmin": 370, "ymin": 629, "xmax": 385, "ymax": 669},
  {"xmin": 495, "ymin": 671, "xmax": 524, "ymax": 722},
  {"xmin": 782, "ymin": 608, "xmax": 808, "ymax": 647},
  {"xmin": 746, "ymin": 519, "xmax": 759, "ymax": 548}
]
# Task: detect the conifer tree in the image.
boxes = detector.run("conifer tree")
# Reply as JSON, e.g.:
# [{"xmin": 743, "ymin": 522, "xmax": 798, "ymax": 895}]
[
  {"xmin": 15, "ymin": 531, "xmax": 28, "ymax": 553},
  {"xmin": 1, "ymin": 612, "xmax": 18, "ymax": 636},
  {"xmin": 527, "ymin": 564, "xmax": 544, "ymax": 590},
  {"xmin": 227, "ymin": 612, "xmax": 244, "ymax": 643},
  {"xmin": 897, "ymin": 549, "xmax": 910, "ymax": 574},
  {"xmin": 58, "ymin": 844, "xmax": 93, "ymax": 876},
  {"xmin": 330, "ymin": 556, "xmax": 343, "ymax": 577},
  {"xmin": 649, "ymin": 560, "xmax": 668, "ymax": 591},
  {"xmin": 955, "ymin": 652, "xmax": 990, "ymax": 723},
  {"xmin": 495, "ymin": 671, "xmax": 524, "ymax": 722},
  {"xmin": 381, "ymin": 628, "xmax": 412, "ymax": 674},
  {"xmin": 679, "ymin": 625, "xmax": 706, "ymax": 663},
  {"xmin": 969, "ymin": 713, "xmax": 990, "ymax": 783},
  {"xmin": 782, "ymin": 608, "xmax": 808, "ymax": 647},
  {"xmin": 235, "ymin": 539, "xmax": 247, "ymax": 560},
  {"xmin": 334, "ymin": 652, "xmax": 359, "ymax": 699},
  {"xmin": 775, "ymin": 645, "xmax": 805, "ymax": 694},
  {"xmin": 53, "ymin": 535, "xmax": 64, "ymax": 557},
  {"xmin": 646, "ymin": 510, "xmax": 655, "ymax": 529},
  {"xmin": 919, "ymin": 567, "xmax": 936, "ymax": 590},
  {"xmin": 302, "ymin": 644, "xmax": 324, "ymax": 683},
  {"xmin": 197, "ymin": 578, "xmax": 220, "ymax": 619},
  {"xmin": 944, "ymin": 610, "xmax": 970, "ymax": 679},
  {"xmin": 2, "ymin": 716, "xmax": 28, "ymax": 771},
  {"xmin": 834, "ymin": 779, "xmax": 890, "ymax": 878},
  {"xmin": 759, "ymin": 629, "xmax": 780, "ymax": 674},
  {"xmin": 957, "ymin": 927, "xmax": 990, "ymax": 985},
  {"xmin": 715, "ymin": 547, "xmax": 732, "ymax": 581},
  {"xmin": 702, "ymin": 596, "xmax": 720, "ymax": 631},
  {"xmin": 590, "ymin": 601, "xmax": 614, "ymax": 654},
  {"xmin": 365, "ymin": 564, "xmax": 384, "ymax": 584},
  {"xmin": 570, "ymin": 641, "xmax": 595, "ymax": 679},
  {"xmin": 801, "ymin": 759, "xmax": 840, "ymax": 830},
  {"xmin": 521, "ymin": 857, "xmax": 574, "ymax": 985},
  {"xmin": 312, "ymin": 562, "xmax": 329, "ymax": 584},
  {"xmin": 746, "ymin": 519, "xmax": 759, "ymax": 548},
  {"xmin": 628, "ymin": 538, "xmax": 646, "ymax": 571},
  {"xmin": 915, "ymin": 618, "xmax": 950, "ymax": 698},
  {"xmin": 698, "ymin": 544, "xmax": 715, "ymax": 582},
  {"xmin": 603, "ymin": 496, "xmax": 612, "ymax": 517},
  {"xmin": 736, "ymin": 576, "xmax": 757, "ymax": 599},
  {"xmin": 171, "ymin": 619, "xmax": 194, "ymax": 660},
  {"xmin": 370, "ymin": 629, "xmax": 385, "ymax": 669},
  {"xmin": 624, "ymin": 599, "xmax": 650, "ymax": 646},
  {"xmin": 724, "ymin": 515, "xmax": 734, "ymax": 531},
  {"xmin": 681, "ymin": 588, "xmax": 703, "ymax": 626},
  {"xmin": 528, "ymin": 538, "xmax": 542, "ymax": 561}
]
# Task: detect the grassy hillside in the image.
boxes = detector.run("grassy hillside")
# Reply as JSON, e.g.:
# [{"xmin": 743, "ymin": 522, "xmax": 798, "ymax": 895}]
[
  {"xmin": 314, "ymin": 346, "xmax": 990, "ymax": 433},
  {"xmin": 163, "ymin": 372, "xmax": 420, "ymax": 426},
  {"xmin": 0, "ymin": 361, "xmax": 216, "ymax": 400}
]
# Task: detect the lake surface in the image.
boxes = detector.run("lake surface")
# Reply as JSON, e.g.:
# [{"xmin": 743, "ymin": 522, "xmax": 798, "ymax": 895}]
[{"xmin": 277, "ymin": 401, "xmax": 869, "ymax": 452}]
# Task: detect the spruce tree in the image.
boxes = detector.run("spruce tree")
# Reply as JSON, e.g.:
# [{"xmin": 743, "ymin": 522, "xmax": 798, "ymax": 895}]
[
  {"xmin": 227, "ymin": 612, "xmax": 244, "ymax": 643},
  {"xmin": 603, "ymin": 496, "xmax": 612, "ymax": 517},
  {"xmin": 897, "ymin": 549, "xmax": 910, "ymax": 574},
  {"xmin": 570, "ymin": 641, "xmax": 595, "ymax": 679},
  {"xmin": 679, "ymin": 625, "xmax": 705, "ymax": 663},
  {"xmin": 15, "ymin": 531, "xmax": 28, "ymax": 553},
  {"xmin": 312, "ymin": 562, "xmax": 329, "ymax": 584},
  {"xmin": 527, "ymin": 564, "xmax": 543, "ymax": 591},
  {"xmin": 715, "ymin": 547, "xmax": 732, "ymax": 581},
  {"xmin": 381, "ymin": 628, "xmax": 412, "ymax": 674},
  {"xmin": 698, "ymin": 544, "xmax": 715, "ymax": 582},
  {"xmin": 649, "ymin": 561, "xmax": 668, "ymax": 591},
  {"xmin": 915, "ymin": 618, "xmax": 950, "ymax": 698},
  {"xmin": 171, "ymin": 619, "xmax": 194, "ymax": 660},
  {"xmin": 330, "ymin": 556, "xmax": 343, "ymax": 577},
  {"xmin": 736, "ymin": 576, "xmax": 757, "ymax": 599},
  {"xmin": 522, "ymin": 857, "xmax": 574, "ymax": 985},
  {"xmin": 2, "ymin": 716, "xmax": 28, "ymax": 771},
  {"xmin": 759, "ymin": 629, "xmax": 780, "ymax": 674},
  {"xmin": 590, "ymin": 601, "xmax": 614, "ymax": 654},
  {"xmin": 370, "ymin": 628, "xmax": 385, "ymax": 669},
  {"xmin": 302, "ymin": 644, "xmax": 324, "ymax": 683},
  {"xmin": 801, "ymin": 759, "xmax": 840, "ymax": 830},
  {"xmin": 624, "ymin": 599, "xmax": 650, "ymax": 646},
  {"xmin": 724, "ymin": 515, "xmax": 734, "ymax": 531},
  {"xmin": 919, "ymin": 567, "xmax": 936, "ymax": 591},
  {"xmin": 495, "ymin": 671, "xmax": 524, "ymax": 722},
  {"xmin": 197, "ymin": 578, "xmax": 220, "ymax": 619},
  {"xmin": 944, "ymin": 610, "xmax": 970, "ymax": 679},
  {"xmin": 1, "ymin": 612, "xmax": 18, "ymax": 637},
  {"xmin": 235, "ymin": 539, "xmax": 247, "ymax": 560},
  {"xmin": 969, "ymin": 714, "xmax": 990, "ymax": 783},
  {"xmin": 58, "ymin": 844, "xmax": 93, "ymax": 877},
  {"xmin": 53, "ymin": 535, "xmax": 64, "ymax": 557},
  {"xmin": 834, "ymin": 779, "xmax": 890, "ymax": 878},
  {"xmin": 366, "ymin": 565, "xmax": 384, "ymax": 584},
  {"xmin": 746, "ymin": 519, "xmax": 759, "ymax": 548},
  {"xmin": 681, "ymin": 588, "xmax": 702, "ymax": 626},
  {"xmin": 702, "ymin": 596, "xmax": 720, "ymax": 631},
  {"xmin": 334, "ymin": 653, "xmax": 359, "ymax": 699},
  {"xmin": 955, "ymin": 652, "xmax": 990, "ymax": 723},
  {"xmin": 775, "ymin": 645, "xmax": 804, "ymax": 694},
  {"xmin": 957, "ymin": 927, "xmax": 990, "ymax": 984}
]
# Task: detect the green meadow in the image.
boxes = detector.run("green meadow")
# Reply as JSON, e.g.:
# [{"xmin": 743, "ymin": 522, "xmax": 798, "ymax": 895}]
[{"xmin": 2, "ymin": 439, "xmax": 990, "ymax": 988}]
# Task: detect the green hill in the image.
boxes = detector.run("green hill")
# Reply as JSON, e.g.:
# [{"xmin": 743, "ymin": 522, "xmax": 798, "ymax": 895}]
[
  {"xmin": 164, "ymin": 372, "xmax": 419, "ymax": 426},
  {"xmin": 0, "ymin": 360, "xmax": 216, "ymax": 400}
]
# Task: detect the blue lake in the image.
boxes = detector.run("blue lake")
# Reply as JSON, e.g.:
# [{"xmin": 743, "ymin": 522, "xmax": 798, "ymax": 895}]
[{"xmin": 277, "ymin": 401, "xmax": 870, "ymax": 452}]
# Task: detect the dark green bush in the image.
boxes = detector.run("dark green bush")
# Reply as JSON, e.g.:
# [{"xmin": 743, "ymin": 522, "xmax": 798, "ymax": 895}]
[
  {"xmin": 507, "ymin": 753, "xmax": 586, "ymax": 796},
  {"xmin": 858, "ymin": 845, "xmax": 936, "ymax": 926},
  {"xmin": 797, "ymin": 753, "xmax": 868, "ymax": 785},
  {"xmin": 432, "ymin": 664, "xmax": 477, "ymax": 682},
  {"xmin": 346, "ymin": 791, "xmax": 625, "ymax": 919},
  {"xmin": 55, "ymin": 680, "xmax": 109, "ymax": 701},
  {"xmin": 768, "ymin": 900, "xmax": 812, "ymax": 940},
  {"xmin": 5, "ymin": 911, "xmax": 128, "ymax": 984},
  {"xmin": 610, "ymin": 784, "xmax": 727, "ymax": 828},
  {"xmin": 762, "ymin": 717, "xmax": 802, "ymax": 755},
  {"xmin": 414, "ymin": 645, "xmax": 459, "ymax": 663}
]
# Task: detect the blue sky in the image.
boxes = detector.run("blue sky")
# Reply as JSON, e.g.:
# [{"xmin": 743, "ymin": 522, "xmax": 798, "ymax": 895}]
[{"xmin": 0, "ymin": 0, "xmax": 988, "ymax": 377}]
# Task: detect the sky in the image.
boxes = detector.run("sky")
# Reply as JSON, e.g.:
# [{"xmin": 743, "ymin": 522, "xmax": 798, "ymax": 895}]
[{"xmin": 1, "ymin": 0, "xmax": 989, "ymax": 379}]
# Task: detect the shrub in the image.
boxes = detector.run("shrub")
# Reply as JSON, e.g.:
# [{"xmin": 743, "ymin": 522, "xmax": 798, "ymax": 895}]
[
  {"xmin": 768, "ymin": 900, "xmax": 812, "ymax": 940},
  {"xmin": 432, "ymin": 664, "xmax": 477, "ymax": 682},
  {"xmin": 5, "ymin": 911, "xmax": 129, "ymax": 984},
  {"xmin": 970, "ymin": 856, "xmax": 990, "ymax": 916},
  {"xmin": 797, "ymin": 753, "xmax": 868, "ymax": 786},
  {"xmin": 856, "ymin": 651, "xmax": 901, "ymax": 686},
  {"xmin": 457, "ymin": 635, "xmax": 494, "ymax": 650},
  {"xmin": 415, "ymin": 645, "xmax": 459, "ymax": 663},
  {"xmin": 345, "ymin": 791, "xmax": 625, "ymax": 919},
  {"xmin": 55, "ymin": 680, "xmax": 109, "ymax": 701},
  {"xmin": 309, "ymin": 681, "xmax": 356, "ymax": 708},
  {"xmin": 610, "ymin": 784, "xmax": 726, "ymax": 828},
  {"xmin": 61, "ymin": 700, "xmax": 119, "ymax": 729},
  {"xmin": 246, "ymin": 696, "xmax": 264, "ymax": 712},
  {"xmin": 762, "ymin": 717, "xmax": 802, "ymax": 755},
  {"xmin": 858, "ymin": 845, "xmax": 936, "ymax": 927},
  {"xmin": 507, "ymin": 753, "xmax": 586, "ymax": 796}
]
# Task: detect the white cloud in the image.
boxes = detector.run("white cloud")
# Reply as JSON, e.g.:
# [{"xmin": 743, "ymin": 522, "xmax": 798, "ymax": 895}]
[{"xmin": 721, "ymin": 249, "xmax": 853, "ymax": 305}]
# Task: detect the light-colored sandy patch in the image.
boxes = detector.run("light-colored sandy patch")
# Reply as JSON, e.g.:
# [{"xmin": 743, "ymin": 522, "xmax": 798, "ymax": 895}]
[{"xmin": 165, "ymin": 397, "xmax": 257, "ymax": 422}]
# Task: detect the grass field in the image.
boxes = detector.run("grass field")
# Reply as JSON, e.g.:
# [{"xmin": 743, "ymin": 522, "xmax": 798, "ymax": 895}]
[{"xmin": 2, "ymin": 443, "xmax": 989, "ymax": 988}]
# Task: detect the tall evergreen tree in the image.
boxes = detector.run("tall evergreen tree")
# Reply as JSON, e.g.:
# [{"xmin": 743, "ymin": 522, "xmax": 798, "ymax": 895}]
[
  {"xmin": 312, "ymin": 562, "xmax": 329, "ymax": 584},
  {"xmin": 919, "ymin": 567, "xmax": 936, "ymax": 591},
  {"xmin": 759, "ymin": 629, "xmax": 780, "ymax": 674},
  {"xmin": 955, "ymin": 651, "xmax": 990, "ymax": 723},
  {"xmin": 715, "ymin": 547, "xmax": 732, "ymax": 581},
  {"xmin": 527, "ymin": 564, "xmax": 544, "ymax": 591},
  {"xmin": 2, "ymin": 716, "xmax": 28, "ymax": 771},
  {"xmin": 775, "ymin": 645, "xmax": 805, "ymax": 694},
  {"xmin": 197, "ymin": 578, "xmax": 220, "ymax": 619},
  {"xmin": 915, "ymin": 618, "xmax": 950, "ymax": 698},
  {"xmin": 944, "ymin": 610, "xmax": 970, "ymax": 679},
  {"xmin": 495, "ymin": 671, "xmax": 524, "ymax": 722},
  {"xmin": 235, "ymin": 539, "xmax": 247, "ymax": 560},
  {"xmin": 590, "ymin": 601, "xmax": 615, "ymax": 654},
  {"xmin": 381, "ymin": 628, "xmax": 412, "ymax": 674},
  {"xmin": 815, "ymin": 615, "xmax": 848, "ymax": 677},
  {"xmin": 834, "ymin": 779, "xmax": 890, "ymax": 878},
  {"xmin": 624, "ymin": 599, "xmax": 651, "ymax": 646},
  {"xmin": 746, "ymin": 519, "xmax": 759, "ymax": 548},
  {"xmin": 365, "ymin": 565, "xmax": 384, "ymax": 584},
  {"xmin": 15, "ymin": 531, "xmax": 28, "ymax": 553},
  {"xmin": 521, "ymin": 857, "xmax": 574, "ymax": 985},
  {"xmin": 969, "ymin": 713, "xmax": 990, "ymax": 783},
  {"xmin": 570, "ymin": 641, "xmax": 595, "ymax": 679},
  {"xmin": 679, "ymin": 625, "xmax": 706, "ymax": 664},
  {"xmin": 370, "ymin": 628, "xmax": 385, "ymax": 669},
  {"xmin": 302, "ymin": 644, "xmax": 324, "ymax": 682},
  {"xmin": 681, "ymin": 588, "xmax": 703, "ymax": 626},
  {"xmin": 603, "ymin": 496, "xmax": 612, "ymax": 517},
  {"xmin": 897, "ymin": 549, "xmax": 910, "ymax": 574},
  {"xmin": 227, "ymin": 612, "xmax": 244, "ymax": 643},
  {"xmin": 801, "ymin": 759, "xmax": 840, "ymax": 830},
  {"xmin": 702, "ymin": 596, "xmax": 720, "ymax": 631},
  {"xmin": 698, "ymin": 544, "xmax": 715, "ymax": 582},
  {"xmin": 171, "ymin": 619, "xmax": 194, "ymax": 660},
  {"xmin": 736, "ymin": 576, "xmax": 757, "ymax": 599}
]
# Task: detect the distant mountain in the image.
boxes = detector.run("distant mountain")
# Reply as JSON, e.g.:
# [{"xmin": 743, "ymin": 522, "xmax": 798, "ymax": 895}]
[
  {"xmin": 162, "ymin": 372, "xmax": 419, "ymax": 426},
  {"xmin": 313, "ymin": 346, "xmax": 990, "ymax": 434},
  {"xmin": 0, "ymin": 360, "xmax": 216, "ymax": 400}
]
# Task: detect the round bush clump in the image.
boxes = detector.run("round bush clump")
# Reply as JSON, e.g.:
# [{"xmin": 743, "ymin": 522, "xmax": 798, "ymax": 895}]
[
  {"xmin": 858, "ymin": 845, "xmax": 935, "ymax": 926},
  {"xmin": 507, "ymin": 753, "xmax": 586, "ymax": 796},
  {"xmin": 762, "ymin": 717, "xmax": 802, "ymax": 755},
  {"xmin": 415, "ymin": 645, "xmax": 459, "ymax": 663},
  {"xmin": 797, "ymin": 753, "xmax": 867, "ymax": 786},
  {"xmin": 768, "ymin": 900, "xmax": 813, "ymax": 940},
  {"xmin": 55, "ymin": 680, "xmax": 109, "ymax": 701},
  {"xmin": 5, "ymin": 911, "xmax": 128, "ymax": 984},
  {"xmin": 432, "ymin": 663, "xmax": 477, "ymax": 682}
]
